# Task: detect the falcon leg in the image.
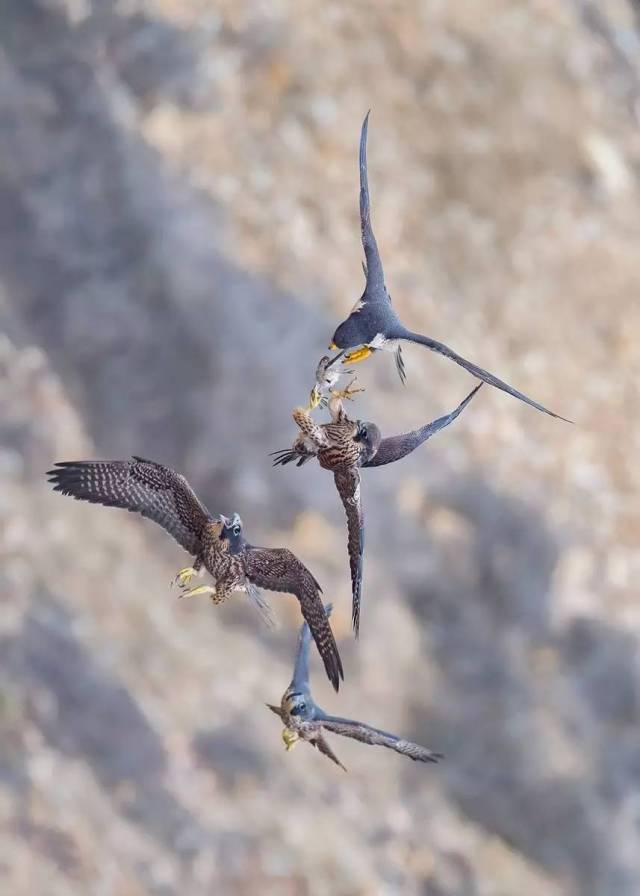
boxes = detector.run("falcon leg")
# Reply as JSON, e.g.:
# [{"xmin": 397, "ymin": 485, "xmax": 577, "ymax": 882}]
[
  {"xmin": 306, "ymin": 385, "xmax": 323, "ymax": 411},
  {"xmin": 343, "ymin": 346, "xmax": 373, "ymax": 364},
  {"xmin": 173, "ymin": 566, "xmax": 200, "ymax": 588},
  {"xmin": 282, "ymin": 728, "xmax": 300, "ymax": 751},
  {"xmin": 172, "ymin": 557, "xmax": 203, "ymax": 588},
  {"xmin": 178, "ymin": 584, "xmax": 217, "ymax": 599},
  {"xmin": 329, "ymin": 377, "xmax": 364, "ymax": 402},
  {"xmin": 180, "ymin": 580, "xmax": 238, "ymax": 605},
  {"xmin": 292, "ymin": 407, "xmax": 328, "ymax": 446}
]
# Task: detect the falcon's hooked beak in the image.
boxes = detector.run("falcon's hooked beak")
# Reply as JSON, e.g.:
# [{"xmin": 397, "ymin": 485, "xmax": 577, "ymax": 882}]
[
  {"xmin": 282, "ymin": 728, "xmax": 300, "ymax": 751},
  {"xmin": 324, "ymin": 349, "xmax": 345, "ymax": 368},
  {"xmin": 343, "ymin": 346, "xmax": 373, "ymax": 364}
]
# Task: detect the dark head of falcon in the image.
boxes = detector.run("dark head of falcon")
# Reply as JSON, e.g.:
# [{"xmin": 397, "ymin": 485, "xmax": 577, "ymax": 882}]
[
  {"xmin": 216, "ymin": 512, "xmax": 244, "ymax": 552},
  {"xmin": 353, "ymin": 420, "xmax": 382, "ymax": 465},
  {"xmin": 283, "ymin": 691, "xmax": 314, "ymax": 721}
]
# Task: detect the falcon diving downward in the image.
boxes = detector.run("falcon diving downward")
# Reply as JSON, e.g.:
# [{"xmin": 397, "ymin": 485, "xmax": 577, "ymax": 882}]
[
  {"xmin": 329, "ymin": 112, "xmax": 570, "ymax": 422},
  {"xmin": 271, "ymin": 382, "xmax": 481, "ymax": 635},
  {"xmin": 47, "ymin": 458, "xmax": 343, "ymax": 690},
  {"xmin": 267, "ymin": 604, "xmax": 442, "ymax": 770}
]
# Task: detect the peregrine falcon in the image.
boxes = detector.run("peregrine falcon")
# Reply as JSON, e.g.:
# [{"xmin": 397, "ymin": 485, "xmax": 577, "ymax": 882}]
[
  {"xmin": 328, "ymin": 112, "xmax": 570, "ymax": 422},
  {"xmin": 267, "ymin": 605, "xmax": 442, "ymax": 770},
  {"xmin": 47, "ymin": 458, "xmax": 343, "ymax": 690},
  {"xmin": 271, "ymin": 383, "xmax": 481, "ymax": 635}
]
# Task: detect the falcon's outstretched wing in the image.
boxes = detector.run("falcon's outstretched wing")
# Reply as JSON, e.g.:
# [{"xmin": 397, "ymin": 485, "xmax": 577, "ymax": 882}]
[
  {"xmin": 363, "ymin": 384, "xmax": 482, "ymax": 468},
  {"xmin": 319, "ymin": 715, "xmax": 442, "ymax": 764},
  {"xmin": 47, "ymin": 457, "xmax": 213, "ymax": 556},
  {"xmin": 401, "ymin": 331, "xmax": 571, "ymax": 422},
  {"xmin": 359, "ymin": 111, "xmax": 387, "ymax": 300},
  {"xmin": 243, "ymin": 547, "xmax": 343, "ymax": 692},
  {"xmin": 333, "ymin": 468, "xmax": 364, "ymax": 636},
  {"xmin": 313, "ymin": 733, "xmax": 347, "ymax": 771}
]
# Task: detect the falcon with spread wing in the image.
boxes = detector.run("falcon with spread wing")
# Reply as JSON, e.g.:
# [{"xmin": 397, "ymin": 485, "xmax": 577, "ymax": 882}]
[
  {"xmin": 328, "ymin": 112, "xmax": 570, "ymax": 421},
  {"xmin": 267, "ymin": 605, "xmax": 442, "ymax": 770},
  {"xmin": 47, "ymin": 457, "xmax": 343, "ymax": 690},
  {"xmin": 271, "ymin": 383, "xmax": 481, "ymax": 636}
]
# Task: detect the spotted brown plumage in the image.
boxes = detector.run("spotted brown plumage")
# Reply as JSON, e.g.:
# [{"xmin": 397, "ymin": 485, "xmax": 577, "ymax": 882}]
[
  {"xmin": 271, "ymin": 385, "xmax": 481, "ymax": 635},
  {"xmin": 47, "ymin": 458, "xmax": 343, "ymax": 690},
  {"xmin": 47, "ymin": 457, "xmax": 212, "ymax": 555},
  {"xmin": 329, "ymin": 112, "xmax": 570, "ymax": 422},
  {"xmin": 279, "ymin": 392, "xmax": 379, "ymax": 637},
  {"xmin": 267, "ymin": 606, "xmax": 442, "ymax": 770},
  {"xmin": 332, "ymin": 467, "xmax": 365, "ymax": 635},
  {"xmin": 222, "ymin": 525, "xmax": 343, "ymax": 691}
]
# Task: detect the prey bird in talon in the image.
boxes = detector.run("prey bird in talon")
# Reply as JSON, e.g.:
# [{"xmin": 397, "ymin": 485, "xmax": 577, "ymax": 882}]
[
  {"xmin": 267, "ymin": 605, "xmax": 442, "ymax": 771},
  {"xmin": 307, "ymin": 352, "xmax": 353, "ymax": 411},
  {"xmin": 329, "ymin": 111, "xmax": 570, "ymax": 422},
  {"xmin": 47, "ymin": 457, "xmax": 343, "ymax": 690},
  {"xmin": 271, "ymin": 383, "xmax": 482, "ymax": 636}
]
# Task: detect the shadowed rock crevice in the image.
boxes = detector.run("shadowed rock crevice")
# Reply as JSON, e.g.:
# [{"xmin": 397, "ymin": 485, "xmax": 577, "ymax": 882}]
[{"xmin": 1, "ymin": 593, "xmax": 208, "ymax": 862}]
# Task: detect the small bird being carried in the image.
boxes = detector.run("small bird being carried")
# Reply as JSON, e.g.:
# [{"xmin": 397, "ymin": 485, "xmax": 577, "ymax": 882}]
[
  {"xmin": 47, "ymin": 457, "xmax": 343, "ymax": 691},
  {"xmin": 271, "ymin": 382, "xmax": 482, "ymax": 636},
  {"xmin": 329, "ymin": 111, "xmax": 570, "ymax": 422},
  {"xmin": 306, "ymin": 353, "xmax": 354, "ymax": 411},
  {"xmin": 267, "ymin": 604, "xmax": 442, "ymax": 770}
]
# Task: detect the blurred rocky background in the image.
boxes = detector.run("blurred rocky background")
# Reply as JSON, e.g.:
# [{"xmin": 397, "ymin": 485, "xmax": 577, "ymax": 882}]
[{"xmin": 1, "ymin": 1, "xmax": 639, "ymax": 893}]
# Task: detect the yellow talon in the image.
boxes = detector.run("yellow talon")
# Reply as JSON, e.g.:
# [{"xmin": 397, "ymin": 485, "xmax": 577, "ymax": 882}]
[
  {"xmin": 329, "ymin": 341, "xmax": 338, "ymax": 350},
  {"xmin": 306, "ymin": 385, "xmax": 322, "ymax": 411},
  {"xmin": 173, "ymin": 566, "xmax": 198, "ymax": 588},
  {"xmin": 179, "ymin": 584, "xmax": 217, "ymax": 599},
  {"xmin": 282, "ymin": 728, "xmax": 300, "ymax": 751},
  {"xmin": 343, "ymin": 346, "xmax": 373, "ymax": 364},
  {"xmin": 330, "ymin": 377, "xmax": 364, "ymax": 402}
]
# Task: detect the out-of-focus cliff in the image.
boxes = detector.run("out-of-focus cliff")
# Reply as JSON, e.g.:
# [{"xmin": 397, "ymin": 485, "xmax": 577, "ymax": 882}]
[{"xmin": 1, "ymin": 2, "xmax": 639, "ymax": 894}]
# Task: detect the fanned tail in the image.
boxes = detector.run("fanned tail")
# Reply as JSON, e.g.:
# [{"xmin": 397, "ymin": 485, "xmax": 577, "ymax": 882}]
[
  {"xmin": 269, "ymin": 449, "xmax": 313, "ymax": 468},
  {"xmin": 246, "ymin": 583, "xmax": 278, "ymax": 629}
]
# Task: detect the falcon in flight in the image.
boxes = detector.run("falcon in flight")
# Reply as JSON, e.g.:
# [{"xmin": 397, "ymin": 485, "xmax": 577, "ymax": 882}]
[
  {"xmin": 328, "ymin": 112, "xmax": 570, "ymax": 422},
  {"xmin": 267, "ymin": 605, "xmax": 442, "ymax": 770},
  {"xmin": 47, "ymin": 457, "xmax": 343, "ymax": 690},
  {"xmin": 271, "ymin": 383, "xmax": 481, "ymax": 636}
]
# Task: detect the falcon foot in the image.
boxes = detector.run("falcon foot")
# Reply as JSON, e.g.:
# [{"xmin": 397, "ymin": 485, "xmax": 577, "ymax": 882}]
[
  {"xmin": 330, "ymin": 377, "xmax": 365, "ymax": 402},
  {"xmin": 282, "ymin": 728, "xmax": 300, "ymax": 751},
  {"xmin": 178, "ymin": 584, "xmax": 217, "ymax": 599},
  {"xmin": 306, "ymin": 385, "xmax": 323, "ymax": 411},
  {"xmin": 343, "ymin": 346, "xmax": 373, "ymax": 364},
  {"xmin": 173, "ymin": 566, "xmax": 199, "ymax": 588}
]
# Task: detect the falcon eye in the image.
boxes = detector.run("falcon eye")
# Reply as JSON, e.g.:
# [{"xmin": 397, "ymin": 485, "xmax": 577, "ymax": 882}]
[
  {"xmin": 232, "ymin": 524, "xmax": 241, "ymax": 536},
  {"xmin": 290, "ymin": 699, "xmax": 306, "ymax": 716}
]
